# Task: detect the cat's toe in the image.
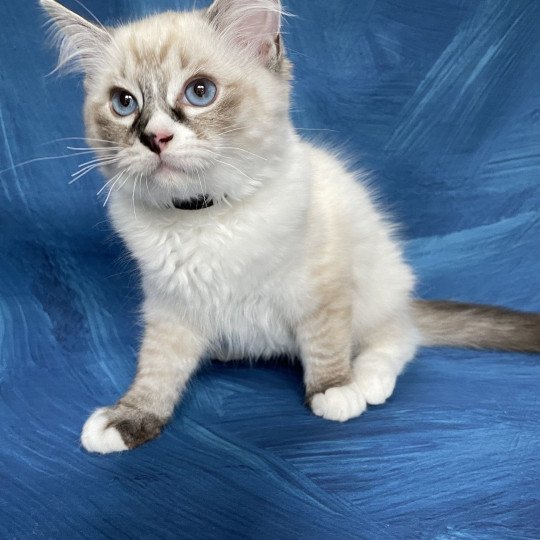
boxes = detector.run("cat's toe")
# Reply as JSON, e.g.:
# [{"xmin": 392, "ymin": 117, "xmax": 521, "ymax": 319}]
[
  {"xmin": 81, "ymin": 407, "xmax": 129, "ymax": 454},
  {"xmin": 354, "ymin": 365, "xmax": 396, "ymax": 405},
  {"xmin": 310, "ymin": 383, "xmax": 367, "ymax": 422}
]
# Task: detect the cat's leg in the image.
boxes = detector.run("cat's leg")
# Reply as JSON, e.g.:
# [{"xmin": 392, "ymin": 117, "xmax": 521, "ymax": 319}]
[
  {"xmin": 81, "ymin": 315, "xmax": 205, "ymax": 453},
  {"xmin": 299, "ymin": 301, "xmax": 367, "ymax": 422},
  {"xmin": 353, "ymin": 315, "xmax": 419, "ymax": 406}
]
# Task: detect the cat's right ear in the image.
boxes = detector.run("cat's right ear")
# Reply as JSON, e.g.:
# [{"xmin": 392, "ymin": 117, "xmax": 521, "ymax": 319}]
[{"xmin": 40, "ymin": 0, "xmax": 112, "ymax": 76}]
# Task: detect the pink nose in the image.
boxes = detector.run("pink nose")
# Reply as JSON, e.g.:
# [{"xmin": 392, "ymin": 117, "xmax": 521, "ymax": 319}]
[
  {"xmin": 140, "ymin": 131, "xmax": 174, "ymax": 154},
  {"xmin": 154, "ymin": 132, "xmax": 174, "ymax": 152}
]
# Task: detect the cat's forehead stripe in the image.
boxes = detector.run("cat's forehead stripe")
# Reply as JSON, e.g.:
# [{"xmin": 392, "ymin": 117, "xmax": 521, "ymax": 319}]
[
  {"xmin": 130, "ymin": 42, "xmax": 180, "ymax": 70},
  {"xmin": 124, "ymin": 24, "xmax": 190, "ymax": 71}
]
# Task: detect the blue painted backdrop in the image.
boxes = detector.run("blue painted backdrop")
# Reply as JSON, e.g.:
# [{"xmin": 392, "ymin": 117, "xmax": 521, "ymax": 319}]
[{"xmin": 1, "ymin": 0, "xmax": 539, "ymax": 538}]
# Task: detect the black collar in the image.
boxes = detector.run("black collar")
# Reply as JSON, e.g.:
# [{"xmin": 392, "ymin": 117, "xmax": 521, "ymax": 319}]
[{"xmin": 172, "ymin": 195, "xmax": 214, "ymax": 211}]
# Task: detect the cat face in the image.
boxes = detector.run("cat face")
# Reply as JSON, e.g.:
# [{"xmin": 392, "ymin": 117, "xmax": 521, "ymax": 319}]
[{"xmin": 42, "ymin": 0, "xmax": 291, "ymax": 207}]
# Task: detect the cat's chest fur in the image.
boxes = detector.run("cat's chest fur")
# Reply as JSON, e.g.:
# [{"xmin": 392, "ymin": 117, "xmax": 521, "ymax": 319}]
[{"xmin": 108, "ymin": 174, "xmax": 312, "ymax": 358}]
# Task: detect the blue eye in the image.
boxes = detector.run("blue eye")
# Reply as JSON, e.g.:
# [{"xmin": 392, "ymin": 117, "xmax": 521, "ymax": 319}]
[
  {"xmin": 111, "ymin": 89, "xmax": 139, "ymax": 116},
  {"xmin": 184, "ymin": 78, "xmax": 217, "ymax": 107}
]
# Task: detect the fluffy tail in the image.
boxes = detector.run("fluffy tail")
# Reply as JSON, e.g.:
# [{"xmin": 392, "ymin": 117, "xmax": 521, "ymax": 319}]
[{"xmin": 413, "ymin": 300, "xmax": 540, "ymax": 353}]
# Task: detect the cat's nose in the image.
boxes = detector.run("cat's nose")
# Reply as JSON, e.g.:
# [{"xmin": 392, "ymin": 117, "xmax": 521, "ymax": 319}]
[{"xmin": 140, "ymin": 131, "xmax": 174, "ymax": 154}]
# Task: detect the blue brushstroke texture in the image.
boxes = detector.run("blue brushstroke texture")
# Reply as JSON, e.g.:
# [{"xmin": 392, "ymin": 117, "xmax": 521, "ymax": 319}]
[{"xmin": 0, "ymin": 0, "xmax": 538, "ymax": 537}]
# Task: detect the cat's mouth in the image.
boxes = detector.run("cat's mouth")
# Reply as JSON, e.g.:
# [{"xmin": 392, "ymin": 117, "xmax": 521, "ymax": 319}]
[
  {"xmin": 155, "ymin": 160, "xmax": 187, "ymax": 175},
  {"xmin": 154, "ymin": 156, "xmax": 188, "ymax": 174},
  {"xmin": 154, "ymin": 153, "xmax": 211, "ymax": 176}
]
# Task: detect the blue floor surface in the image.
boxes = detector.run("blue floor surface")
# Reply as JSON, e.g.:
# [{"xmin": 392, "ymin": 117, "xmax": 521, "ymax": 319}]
[{"xmin": 1, "ymin": 1, "xmax": 539, "ymax": 538}]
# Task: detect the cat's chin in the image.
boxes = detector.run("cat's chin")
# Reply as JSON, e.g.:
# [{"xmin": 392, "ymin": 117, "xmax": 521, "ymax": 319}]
[{"xmin": 154, "ymin": 162, "xmax": 187, "ymax": 176}]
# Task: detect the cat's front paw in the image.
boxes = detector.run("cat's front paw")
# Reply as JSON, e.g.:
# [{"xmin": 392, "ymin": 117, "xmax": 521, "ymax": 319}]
[
  {"xmin": 309, "ymin": 382, "xmax": 367, "ymax": 422},
  {"xmin": 81, "ymin": 405, "xmax": 165, "ymax": 454},
  {"xmin": 81, "ymin": 408, "xmax": 129, "ymax": 454}
]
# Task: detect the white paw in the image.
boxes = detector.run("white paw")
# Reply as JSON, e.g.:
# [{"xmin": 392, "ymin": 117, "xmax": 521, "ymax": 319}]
[
  {"xmin": 81, "ymin": 408, "xmax": 128, "ymax": 454},
  {"xmin": 354, "ymin": 364, "xmax": 397, "ymax": 405},
  {"xmin": 310, "ymin": 382, "xmax": 367, "ymax": 422}
]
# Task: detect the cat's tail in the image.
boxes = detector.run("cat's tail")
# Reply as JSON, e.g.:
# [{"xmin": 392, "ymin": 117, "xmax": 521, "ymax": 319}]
[{"xmin": 413, "ymin": 300, "xmax": 540, "ymax": 353}]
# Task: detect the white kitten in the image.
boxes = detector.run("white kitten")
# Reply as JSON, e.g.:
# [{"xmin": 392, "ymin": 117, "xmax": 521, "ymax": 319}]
[{"xmin": 41, "ymin": 0, "xmax": 540, "ymax": 454}]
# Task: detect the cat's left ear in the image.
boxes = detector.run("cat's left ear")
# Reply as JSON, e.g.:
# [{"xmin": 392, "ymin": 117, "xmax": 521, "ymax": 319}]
[
  {"xmin": 206, "ymin": 0, "xmax": 284, "ymax": 69},
  {"xmin": 40, "ymin": 0, "xmax": 112, "ymax": 76}
]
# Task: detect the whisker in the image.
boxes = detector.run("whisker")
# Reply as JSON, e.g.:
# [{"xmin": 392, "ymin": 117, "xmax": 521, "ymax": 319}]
[
  {"xmin": 145, "ymin": 173, "xmax": 150, "ymax": 199},
  {"xmin": 117, "ymin": 169, "xmax": 132, "ymax": 192},
  {"xmin": 69, "ymin": 170, "xmax": 95, "ymax": 184},
  {"xmin": 38, "ymin": 137, "xmax": 118, "ymax": 147},
  {"xmin": 76, "ymin": 155, "xmax": 121, "ymax": 168},
  {"xmin": 200, "ymin": 170, "xmax": 209, "ymax": 198},
  {"xmin": 132, "ymin": 173, "xmax": 139, "ymax": 219},
  {"xmin": 195, "ymin": 169, "xmax": 208, "ymax": 209},
  {"xmin": 0, "ymin": 152, "xmax": 95, "ymax": 177},
  {"xmin": 138, "ymin": 171, "xmax": 144, "ymax": 202},
  {"xmin": 69, "ymin": 158, "xmax": 119, "ymax": 183},
  {"xmin": 103, "ymin": 169, "xmax": 127, "ymax": 206},
  {"xmin": 296, "ymin": 127, "xmax": 339, "ymax": 133},
  {"xmin": 67, "ymin": 146, "xmax": 122, "ymax": 152},
  {"xmin": 96, "ymin": 170, "xmax": 124, "ymax": 197},
  {"xmin": 213, "ymin": 126, "xmax": 246, "ymax": 137},
  {"xmin": 72, "ymin": 156, "xmax": 119, "ymax": 175},
  {"xmin": 70, "ymin": 165, "xmax": 115, "ymax": 185},
  {"xmin": 215, "ymin": 146, "xmax": 268, "ymax": 161},
  {"xmin": 211, "ymin": 157, "xmax": 260, "ymax": 185}
]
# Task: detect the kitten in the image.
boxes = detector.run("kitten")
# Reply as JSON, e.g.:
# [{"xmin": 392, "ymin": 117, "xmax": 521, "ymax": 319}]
[{"xmin": 40, "ymin": 0, "xmax": 540, "ymax": 454}]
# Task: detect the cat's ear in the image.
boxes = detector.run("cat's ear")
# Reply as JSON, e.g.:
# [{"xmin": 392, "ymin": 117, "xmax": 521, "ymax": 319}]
[
  {"xmin": 206, "ymin": 0, "xmax": 283, "ymax": 69},
  {"xmin": 40, "ymin": 0, "xmax": 112, "ymax": 76}
]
